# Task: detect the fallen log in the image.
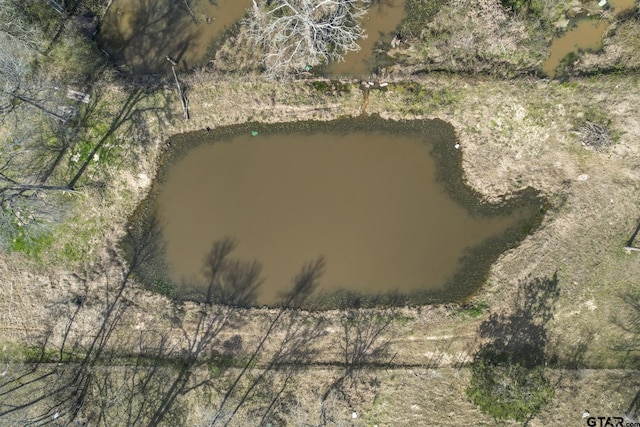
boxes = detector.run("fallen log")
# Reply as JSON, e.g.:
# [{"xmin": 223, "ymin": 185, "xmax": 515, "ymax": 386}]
[{"xmin": 172, "ymin": 65, "xmax": 189, "ymax": 120}]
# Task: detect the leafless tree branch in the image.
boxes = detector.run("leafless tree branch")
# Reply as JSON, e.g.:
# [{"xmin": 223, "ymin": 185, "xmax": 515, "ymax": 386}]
[{"xmin": 247, "ymin": 0, "xmax": 369, "ymax": 78}]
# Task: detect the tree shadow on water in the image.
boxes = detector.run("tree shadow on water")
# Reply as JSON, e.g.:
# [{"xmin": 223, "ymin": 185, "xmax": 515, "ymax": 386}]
[
  {"xmin": 201, "ymin": 237, "xmax": 263, "ymax": 308},
  {"xmin": 98, "ymin": 0, "xmax": 202, "ymax": 74},
  {"xmin": 0, "ymin": 231, "xmax": 332, "ymax": 426}
]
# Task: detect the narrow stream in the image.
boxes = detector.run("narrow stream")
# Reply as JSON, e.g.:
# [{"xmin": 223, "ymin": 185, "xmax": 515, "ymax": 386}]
[{"xmin": 98, "ymin": 0, "xmax": 408, "ymax": 76}]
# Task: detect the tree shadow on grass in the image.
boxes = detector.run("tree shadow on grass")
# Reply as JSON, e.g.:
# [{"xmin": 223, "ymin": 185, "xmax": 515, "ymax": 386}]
[
  {"xmin": 477, "ymin": 273, "xmax": 559, "ymax": 367},
  {"xmin": 0, "ymin": 230, "xmax": 332, "ymax": 426},
  {"xmin": 318, "ymin": 306, "xmax": 399, "ymax": 426},
  {"xmin": 75, "ymin": 237, "xmax": 328, "ymax": 427},
  {"xmin": 0, "ymin": 212, "xmax": 165, "ymax": 425},
  {"xmin": 467, "ymin": 273, "xmax": 560, "ymax": 424},
  {"xmin": 209, "ymin": 256, "xmax": 326, "ymax": 427},
  {"xmin": 626, "ymin": 218, "xmax": 640, "ymax": 248},
  {"xmin": 612, "ymin": 287, "xmax": 640, "ymax": 420}
]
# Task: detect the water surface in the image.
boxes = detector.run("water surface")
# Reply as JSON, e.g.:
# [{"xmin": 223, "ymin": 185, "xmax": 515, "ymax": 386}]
[
  {"xmin": 98, "ymin": 0, "xmax": 251, "ymax": 73},
  {"xmin": 142, "ymin": 120, "xmax": 540, "ymax": 307},
  {"xmin": 542, "ymin": 0, "xmax": 636, "ymax": 77},
  {"xmin": 329, "ymin": 0, "xmax": 407, "ymax": 75}
]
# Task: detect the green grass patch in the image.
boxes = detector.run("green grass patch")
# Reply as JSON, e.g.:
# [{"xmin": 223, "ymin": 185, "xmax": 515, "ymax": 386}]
[
  {"xmin": 399, "ymin": 0, "xmax": 447, "ymax": 38},
  {"xmin": 40, "ymin": 32, "xmax": 106, "ymax": 85},
  {"xmin": 153, "ymin": 279, "xmax": 176, "ymax": 298},
  {"xmin": 69, "ymin": 121, "xmax": 122, "ymax": 169},
  {"xmin": 467, "ymin": 360, "xmax": 555, "ymax": 422},
  {"xmin": 459, "ymin": 301, "xmax": 489, "ymax": 318},
  {"xmin": 2, "ymin": 342, "xmax": 76, "ymax": 363},
  {"xmin": 55, "ymin": 215, "xmax": 103, "ymax": 263},
  {"xmin": 22, "ymin": 345, "xmax": 75, "ymax": 363},
  {"xmin": 397, "ymin": 82, "xmax": 460, "ymax": 114},
  {"xmin": 16, "ymin": 0, "xmax": 60, "ymax": 35},
  {"xmin": 10, "ymin": 229, "xmax": 54, "ymax": 258},
  {"xmin": 393, "ymin": 314, "xmax": 415, "ymax": 325},
  {"xmin": 500, "ymin": 0, "xmax": 545, "ymax": 17},
  {"xmin": 309, "ymin": 80, "xmax": 352, "ymax": 94}
]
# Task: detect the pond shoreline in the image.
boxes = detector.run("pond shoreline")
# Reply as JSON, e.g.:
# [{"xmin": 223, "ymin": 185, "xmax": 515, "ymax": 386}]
[{"xmin": 124, "ymin": 116, "xmax": 546, "ymax": 308}]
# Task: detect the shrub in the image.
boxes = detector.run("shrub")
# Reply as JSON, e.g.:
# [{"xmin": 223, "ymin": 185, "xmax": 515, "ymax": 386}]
[
  {"xmin": 467, "ymin": 358, "xmax": 555, "ymax": 422},
  {"xmin": 399, "ymin": 0, "xmax": 446, "ymax": 38},
  {"xmin": 500, "ymin": 0, "xmax": 544, "ymax": 17}
]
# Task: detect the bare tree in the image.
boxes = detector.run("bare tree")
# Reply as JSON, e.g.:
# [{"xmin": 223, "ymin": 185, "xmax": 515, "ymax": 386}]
[
  {"xmin": 0, "ymin": 121, "xmax": 75, "ymax": 250},
  {"xmin": 0, "ymin": 0, "xmax": 45, "ymax": 51},
  {"xmin": 0, "ymin": 35, "xmax": 69, "ymax": 124},
  {"xmin": 41, "ymin": 0, "xmax": 67, "ymax": 15},
  {"xmin": 246, "ymin": 0, "xmax": 369, "ymax": 78}
]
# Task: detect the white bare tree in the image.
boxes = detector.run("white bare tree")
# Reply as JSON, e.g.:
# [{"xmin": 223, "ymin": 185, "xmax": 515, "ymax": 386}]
[{"xmin": 246, "ymin": 0, "xmax": 369, "ymax": 78}]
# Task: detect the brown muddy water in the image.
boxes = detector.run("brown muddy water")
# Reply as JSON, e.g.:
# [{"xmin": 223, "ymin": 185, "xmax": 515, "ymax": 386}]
[
  {"xmin": 98, "ymin": 0, "xmax": 407, "ymax": 76},
  {"xmin": 542, "ymin": 0, "xmax": 636, "ymax": 77},
  {"xmin": 98, "ymin": 0, "xmax": 251, "ymax": 73},
  {"xmin": 329, "ymin": 0, "xmax": 407, "ymax": 76},
  {"xmin": 126, "ymin": 118, "xmax": 543, "ymax": 308}
]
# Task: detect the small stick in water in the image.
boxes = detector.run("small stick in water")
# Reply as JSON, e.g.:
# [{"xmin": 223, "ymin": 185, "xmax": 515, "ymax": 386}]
[{"xmin": 183, "ymin": 0, "xmax": 196, "ymax": 18}]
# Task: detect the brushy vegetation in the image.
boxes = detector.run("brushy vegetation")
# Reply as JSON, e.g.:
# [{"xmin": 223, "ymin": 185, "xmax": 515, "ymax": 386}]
[
  {"xmin": 466, "ymin": 275, "xmax": 559, "ymax": 420},
  {"xmin": 572, "ymin": 108, "xmax": 618, "ymax": 151},
  {"xmin": 398, "ymin": 0, "xmax": 447, "ymax": 38},
  {"xmin": 459, "ymin": 301, "xmax": 489, "ymax": 318},
  {"xmin": 574, "ymin": 8, "xmax": 640, "ymax": 75},
  {"xmin": 467, "ymin": 359, "xmax": 555, "ymax": 422},
  {"xmin": 391, "ymin": 0, "xmax": 617, "ymax": 77}
]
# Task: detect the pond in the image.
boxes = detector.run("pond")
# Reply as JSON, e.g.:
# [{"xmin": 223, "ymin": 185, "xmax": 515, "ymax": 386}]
[{"xmin": 126, "ymin": 118, "xmax": 544, "ymax": 308}]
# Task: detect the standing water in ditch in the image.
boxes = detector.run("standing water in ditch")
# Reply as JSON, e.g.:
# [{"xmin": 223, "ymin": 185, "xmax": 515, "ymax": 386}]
[
  {"xmin": 542, "ymin": 0, "xmax": 636, "ymax": 77},
  {"xmin": 98, "ymin": 0, "xmax": 251, "ymax": 73},
  {"xmin": 127, "ymin": 119, "xmax": 542, "ymax": 308},
  {"xmin": 329, "ymin": 0, "xmax": 407, "ymax": 76},
  {"xmin": 98, "ymin": 0, "xmax": 407, "ymax": 76}
]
